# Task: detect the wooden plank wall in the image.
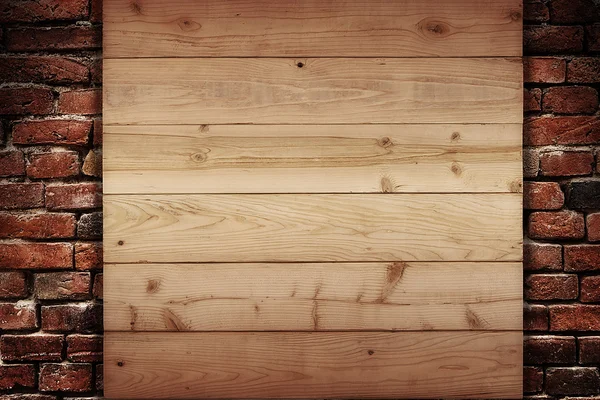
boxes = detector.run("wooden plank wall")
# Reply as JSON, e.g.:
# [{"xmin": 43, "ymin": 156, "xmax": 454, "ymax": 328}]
[{"xmin": 103, "ymin": 0, "xmax": 524, "ymax": 398}]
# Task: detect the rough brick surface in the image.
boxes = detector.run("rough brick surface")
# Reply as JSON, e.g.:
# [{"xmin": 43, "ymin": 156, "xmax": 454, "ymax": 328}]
[
  {"xmin": 0, "ymin": 183, "xmax": 44, "ymax": 210},
  {"xmin": 45, "ymin": 183, "xmax": 101, "ymax": 211},
  {"xmin": 74, "ymin": 242, "xmax": 102, "ymax": 271},
  {"xmin": 0, "ymin": 56, "xmax": 89, "ymax": 84},
  {"xmin": 67, "ymin": 335, "xmax": 102, "ymax": 362},
  {"xmin": 6, "ymin": 26, "xmax": 101, "ymax": 52},
  {"xmin": 39, "ymin": 363, "xmax": 92, "ymax": 392},
  {"xmin": 0, "ymin": 334, "xmax": 63, "ymax": 361},
  {"xmin": 580, "ymin": 337, "xmax": 600, "ymax": 364},
  {"xmin": 58, "ymin": 89, "xmax": 101, "ymax": 115},
  {"xmin": 524, "ymin": 182, "xmax": 564, "ymax": 209},
  {"xmin": 567, "ymin": 180, "xmax": 600, "ymax": 209},
  {"xmin": 543, "ymin": 86, "xmax": 599, "ymax": 114},
  {"xmin": 539, "ymin": 151, "xmax": 594, "ymax": 176},
  {"xmin": 524, "ymin": 57, "xmax": 566, "ymax": 83},
  {"xmin": 525, "ymin": 304, "xmax": 549, "ymax": 331},
  {"xmin": 528, "ymin": 211, "xmax": 585, "ymax": 240},
  {"xmin": 0, "ymin": 212, "xmax": 76, "ymax": 239},
  {"xmin": 26, "ymin": 152, "xmax": 80, "ymax": 179},
  {"xmin": 0, "ymin": 151, "xmax": 25, "ymax": 177},
  {"xmin": 525, "ymin": 274, "xmax": 578, "ymax": 300},
  {"xmin": 0, "ymin": 243, "xmax": 73, "ymax": 269},
  {"xmin": 0, "ymin": 364, "xmax": 35, "ymax": 390},
  {"xmin": 589, "ymin": 213, "xmax": 600, "ymax": 242},
  {"xmin": 546, "ymin": 367, "xmax": 600, "ymax": 395},
  {"xmin": 565, "ymin": 245, "xmax": 600, "ymax": 271},
  {"xmin": 0, "ymin": 272, "xmax": 28, "ymax": 299},
  {"xmin": 0, "ymin": 88, "xmax": 53, "ymax": 115},
  {"xmin": 550, "ymin": 305, "xmax": 600, "ymax": 331},
  {"xmin": 35, "ymin": 272, "xmax": 91, "ymax": 300},
  {"xmin": 582, "ymin": 276, "xmax": 600, "ymax": 302},
  {"xmin": 0, "ymin": 302, "xmax": 37, "ymax": 330},
  {"xmin": 524, "ymin": 25, "xmax": 584, "ymax": 54},
  {"xmin": 524, "ymin": 336, "xmax": 577, "ymax": 364},
  {"xmin": 41, "ymin": 304, "xmax": 102, "ymax": 333},
  {"xmin": 524, "ymin": 242, "xmax": 562, "ymax": 271},
  {"xmin": 0, "ymin": 0, "xmax": 89, "ymax": 23}
]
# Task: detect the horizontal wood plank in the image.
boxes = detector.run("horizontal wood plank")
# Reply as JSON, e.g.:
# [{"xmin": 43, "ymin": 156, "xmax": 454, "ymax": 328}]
[
  {"xmin": 104, "ymin": 194, "xmax": 522, "ymax": 263},
  {"xmin": 103, "ymin": 124, "xmax": 522, "ymax": 194},
  {"xmin": 104, "ymin": 262, "xmax": 522, "ymax": 331},
  {"xmin": 104, "ymin": 331, "xmax": 523, "ymax": 399},
  {"xmin": 103, "ymin": 58, "xmax": 523, "ymax": 125},
  {"xmin": 103, "ymin": 0, "xmax": 522, "ymax": 58}
]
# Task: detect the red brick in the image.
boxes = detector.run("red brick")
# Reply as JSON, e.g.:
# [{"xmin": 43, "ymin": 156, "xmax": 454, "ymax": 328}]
[
  {"xmin": 0, "ymin": 272, "xmax": 28, "ymax": 299},
  {"xmin": 524, "ymin": 116, "xmax": 600, "ymax": 145},
  {"xmin": 6, "ymin": 26, "xmax": 101, "ymax": 52},
  {"xmin": 46, "ymin": 183, "xmax": 101, "ymax": 211},
  {"xmin": 524, "ymin": 366, "xmax": 543, "ymax": 393},
  {"xmin": 0, "ymin": 56, "xmax": 89, "ymax": 84},
  {"xmin": 93, "ymin": 273, "xmax": 103, "ymax": 299},
  {"xmin": 0, "ymin": 302, "xmax": 37, "ymax": 330},
  {"xmin": 0, "ymin": 151, "xmax": 25, "ymax": 177},
  {"xmin": 93, "ymin": 119, "xmax": 102, "ymax": 146},
  {"xmin": 0, "ymin": 183, "xmax": 44, "ymax": 210},
  {"xmin": 529, "ymin": 211, "xmax": 585, "ymax": 240},
  {"xmin": 75, "ymin": 242, "xmax": 102, "ymax": 271},
  {"xmin": 568, "ymin": 57, "xmax": 600, "ymax": 83},
  {"xmin": 524, "ymin": 182, "xmax": 564, "ymax": 210},
  {"xmin": 96, "ymin": 363, "xmax": 103, "ymax": 391},
  {"xmin": 27, "ymin": 152, "xmax": 80, "ymax": 179},
  {"xmin": 525, "ymin": 274, "xmax": 578, "ymax": 301},
  {"xmin": 67, "ymin": 335, "xmax": 102, "ymax": 362},
  {"xmin": 524, "ymin": 26, "xmax": 584, "ymax": 54},
  {"xmin": 0, "ymin": 88, "xmax": 53, "ymax": 115},
  {"xmin": 582, "ymin": 276, "xmax": 600, "ymax": 303},
  {"xmin": 540, "ymin": 151, "xmax": 594, "ymax": 177},
  {"xmin": 524, "ymin": 335, "xmax": 576, "ymax": 364},
  {"xmin": 546, "ymin": 367, "xmax": 600, "ymax": 396},
  {"xmin": 550, "ymin": 305, "xmax": 600, "ymax": 331},
  {"xmin": 0, "ymin": 212, "xmax": 76, "ymax": 239},
  {"xmin": 565, "ymin": 245, "xmax": 600, "ymax": 272},
  {"xmin": 543, "ymin": 86, "xmax": 599, "ymax": 114},
  {"xmin": 588, "ymin": 24, "xmax": 600, "ymax": 52},
  {"xmin": 13, "ymin": 120, "xmax": 91, "ymax": 145},
  {"xmin": 524, "ymin": 0, "xmax": 549, "ymax": 22},
  {"xmin": 90, "ymin": 0, "xmax": 102, "ymax": 23},
  {"xmin": 58, "ymin": 89, "xmax": 101, "ymax": 115},
  {"xmin": 35, "ymin": 272, "xmax": 91, "ymax": 300},
  {"xmin": 580, "ymin": 337, "xmax": 600, "ymax": 364},
  {"xmin": 588, "ymin": 213, "xmax": 600, "ymax": 242},
  {"xmin": 39, "ymin": 363, "xmax": 92, "ymax": 392},
  {"xmin": 0, "ymin": 364, "xmax": 35, "ymax": 390},
  {"xmin": 525, "ymin": 303, "xmax": 548, "ymax": 331},
  {"xmin": 90, "ymin": 58, "xmax": 102, "ymax": 84},
  {"xmin": 0, "ymin": 243, "xmax": 73, "ymax": 269},
  {"xmin": 524, "ymin": 57, "xmax": 566, "ymax": 83},
  {"xmin": 524, "ymin": 242, "xmax": 562, "ymax": 271},
  {"xmin": 42, "ymin": 304, "xmax": 102, "ymax": 333},
  {"xmin": 0, "ymin": 334, "xmax": 63, "ymax": 361},
  {"xmin": 0, "ymin": 0, "xmax": 88, "ymax": 23},
  {"xmin": 525, "ymin": 88, "xmax": 542, "ymax": 112},
  {"xmin": 550, "ymin": 0, "xmax": 600, "ymax": 23}
]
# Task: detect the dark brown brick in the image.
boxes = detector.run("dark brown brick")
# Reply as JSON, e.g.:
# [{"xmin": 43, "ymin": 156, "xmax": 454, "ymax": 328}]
[
  {"xmin": 42, "ymin": 304, "xmax": 102, "ymax": 333},
  {"xmin": 0, "ymin": 88, "xmax": 53, "ymax": 115},
  {"xmin": 565, "ymin": 245, "xmax": 600, "ymax": 272},
  {"xmin": 58, "ymin": 89, "xmax": 101, "ymax": 115},
  {"xmin": 543, "ymin": 86, "xmax": 599, "ymax": 114},
  {"xmin": 588, "ymin": 24, "xmax": 600, "ymax": 52},
  {"xmin": 6, "ymin": 26, "xmax": 101, "ymax": 52},
  {"xmin": 92, "ymin": 119, "xmax": 102, "ymax": 146},
  {"xmin": 524, "ymin": 336, "xmax": 576, "ymax": 365},
  {"xmin": 0, "ymin": 0, "xmax": 88, "ymax": 23},
  {"xmin": 0, "ymin": 272, "xmax": 28, "ymax": 299},
  {"xmin": 524, "ymin": 242, "xmax": 562, "ymax": 271},
  {"xmin": 525, "ymin": 274, "xmax": 578, "ymax": 301},
  {"xmin": 77, "ymin": 212, "xmax": 102, "ymax": 239},
  {"xmin": 525, "ymin": 116, "xmax": 600, "ymax": 146},
  {"xmin": 0, "ymin": 334, "xmax": 63, "ymax": 361},
  {"xmin": 546, "ymin": 367, "xmax": 600, "ymax": 396},
  {"xmin": 524, "ymin": 366, "xmax": 543, "ymax": 393},
  {"xmin": 580, "ymin": 337, "xmax": 600, "ymax": 364},
  {"xmin": 93, "ymin": 273, "xmax": 102, "ymax": 299},
  {"xmin": 550, "ymin": 0, "xmax": 600, "ymax": 23},
  {"xmin": 0, "ymin": 364, "xmax": 35, "ymax": 390},
  {"xmin": 0, "ymin": 56, "xmax": 89, "ymax": 84},
  {"xmin": 524, "ymin": 0, "xmax": 549, "ymax": 22},
  {"xmin": 67, "ymin": 335, "xmax": 102, "ymax": 362},
  {"xmin": 525, "ymin": 88, "xmax": 542, "ymax": 112},
  {"xmin": 39, "ymin": 363, "xmax": 92, "ymax": 392},
  {"xmin": 0, "ymin": 212, "xmax": 76, "ymax": 239},
  {"xmin": 0, "ymin": 183, "xmax": 44, "ymax": 210},
  {"xmin": 568, "ymin": 57, "xmax": 600, "ymax": 83},
  {"xmin": 524, "ymin": 26, "xmax": 584, "ymax": 54},
  {"xmin": 0, "ymin": 302, "xmax": 37, "ymax": 330},
  {"xmin": 13, "ymin": 120, "xmax": 91, "ymax": 145},
  {"xmin": 35, "ymin": 272, "xmax": 91, "ymax": 300},
  {"xmin": 588, "ymin": 213, "xmax": 600, "ymax": 242},
  {"xmin": 0, "ymin": 151, "xmax": 25, "ymax": 177},
  {"xmin": 582, "ymin": 276, "xmax": 600, "ymax": 303},
  {"xmin": 550, "ymin": 305, "xmax": 600, "ymax": 331},
  {"xmin": 525, "ymin": 303, "xmax": 548, "ymax": 331}
]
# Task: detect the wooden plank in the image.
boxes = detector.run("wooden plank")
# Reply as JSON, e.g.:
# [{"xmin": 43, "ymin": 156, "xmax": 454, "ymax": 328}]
[
  {"xmin": 103, "ymin": 124, "xmax": 523, "ymax": 194},
  {"xmin": 103, "ymin": 58, "xmax": 523, "ymax": 125},
  {"xmin": 104, "ymin": 331, "xmax": 523, "ymax": 399},
  {"xmin": 104, "ymin": 194, "xmax": 522, "ymax": 263},
  {"xmin": 104, "ymin": 262, "xmax": 522, "ymax": 331},
  {"xmin": 103, "ymin": 0, "xmax": 523, "ymax": 58}
]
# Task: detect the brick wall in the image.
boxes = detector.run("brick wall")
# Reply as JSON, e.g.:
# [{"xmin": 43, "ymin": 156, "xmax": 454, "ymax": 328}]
[{"xmin": 0, "ymin": 0, "xmax": 599, "ymax": 399}]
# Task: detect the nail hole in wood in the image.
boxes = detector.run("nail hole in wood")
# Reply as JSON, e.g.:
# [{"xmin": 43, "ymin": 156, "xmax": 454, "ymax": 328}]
[{"xmin": 297, "ymin": 62, "xmax": 304, "ymax": 68}]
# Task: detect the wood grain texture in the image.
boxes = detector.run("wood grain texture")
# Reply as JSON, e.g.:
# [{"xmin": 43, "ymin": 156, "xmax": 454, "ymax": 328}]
[
  {"xmin": 103, "ymin": 124, "xmax": 523, "ymax": 194},
  {"xmin": 103, "ymin": 0, "xmax": 523, "ymax": 58},
  {"xmin": 103, "ymin": 58, "xmax": 523, "ymax": 125},
  {"xmin": 104, "ymin": 331, "xmax": 523, "ymax": 399},
  {"xmin": 104, "ymin": 262, "xmax": 523, "ymax": 331},
  {"xmin": 104, "ymin": 194, "xmax": 522, "ymax": 263}
]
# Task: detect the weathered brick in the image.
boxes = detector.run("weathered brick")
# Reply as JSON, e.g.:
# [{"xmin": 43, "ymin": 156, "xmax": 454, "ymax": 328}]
[
  {"xmin": 77, "ymin": 212, "xmax": 102, "ymax": 239},
  {"xmin": 27, "ymin": 151, "xmax": 80, "ymax": 179},
  {"xmin": 6, "ymin": 26, "xmax": 101, "ymax": 52},
  {"xmin": 0, "ymin": 243, "xmax": 73, "ymax": 269},
  {"xmin": 525, "ymin": 303, "xmax": 548, "ymax": 331},
  {"xmin": 588, "ymin": 213, "xmax": 600, "ymax": 242},
  {"xmin": 0, "ymin": 395, "xmax": 56, "ymax": 400},
  {"xmin": 58, "ymin": 89, "xmax": 102, "ymax": 115},
  {"xmin": 543, "ymin": 86, "xmax": 599, "ymax": 114},
  {"xmin": 92, "ymin": 119, "xmax": 102, "ymax": 146},
  {"xmin": 588, "ymin": 24, "xmax": 600, "ymax": 52},
  {"xmin": 567, "ymin": 180, "xmax": 600, "ymax": 209},
  {"xmin": 524, "ymin": 182, "xmax": 564, "ymax": 210},
  {"xmin": 0, "ymin": 151, "xmax": 25, "ymax": 177},
  {"xmin": 524, "ymin": 242, "xmax": 562, "ymax": 271},
  {"xmin": 525, "ymin": 116, "xmax": 600, "ymax": 146},
  {"xmin": 0, "ymin": 87, "xmax": 53, "ymax": 115},
  {"xmin": 0, "ymin": 272, "xmax": 28, "ymax": 299},
  {"xmin": 525, "ymin": 88, "xmax": 542, "ymax": 112},
  {"xmin": 93, "ymin": 273, "xmax": 102, "ymax": 299},
  {"xmin": 582, "ymin": 276, "xmax": 600, "ymax": 303},
  {"xmin": 568, "ymin": 57, "xmax": 600, "ymax": 83},
  {"xmin": 546, "ymin": 367, "xmax": 600, "ymax": 396},
  {"xmin": 39, "ymin": 363, "xmax": 92, "ymax": 392},
  {"xmin": 0, "ymin": 56, "xmax": 89, "ymax": 84},
  {"xmin": 95, "ymin": 364, "xmax": 103, "ymax": 391},
  {"xmin": 524, "ymin": 336, "xmax": 576, "ymax": 364},
  {"xmin": 35, "ymin": 272, "xmax": 91, "ymax": 300},
  {"xmin": 67, "ymin": 335, "xmax": 102, "ymax": 362},
  {"xmin": 90, "ymin": 0, "xmax": 102, "ymax": 23},
  {"xmin": 524, "ymin": 0, "xmax": 549, "ymax": 22},
  {"xmin": 42, "ymin": 304, "xmax": 102, "ymax": 333},
  {"xmin": 565, "ymin": 245, "xmax": 600, "ymax": 272},
  {"xmin": 0, "ymin": 364, "xmax": 35, "ymax": 390},
  {"xmin": 525, "ymin": 274, "xmax": 578, "ymax": 301},
  {"xmin": 0, "ymin": 212, "xmax": 76, "ymax": 239},
  {"xmin": 524, "ymin": 57, "xmax": 566, "ymax": 83},
  {"xmin": 75, "ymin": 242, "xmax": 102, "ymax": 271},
  {"xmin": 0, "ymin": 334, "xmax": 63, "ymax": 361},
  {"xmin": 46, "ymin": 183, "xmax": 101, "ymax": 211},
  {"xmin": 524, "ymin": 366, "xmax": 543, "ymax": 393},
  {"xmin": 524, "ymin": 148, "xmax": 540, "ymax": 177},
  {"xmin": 580, "ymin": 337, "xmax": 600, "ymax": 364},
  {"xmin": 0, "ymin": 183, "xmax": 44, "ymax": 210},
  {"xmin": 13, "ymin": 119, "xmax": 91, "ymax": 145},
  {"xmin": 529, "ymin": 211, "xmax": 585, "ymax": 240},
  {"xmin": 0, "ymin": 0, "xmax": 89, "ymax": 23},
  {"xmin": 550, "ymin": 305, "xmax": 600, "ymax": 331},
  {"xmin": 550, "ymin": 0, "xmax": 600, "ymax": 23},
  {"xmin": 82, "ymin": 150, "xmax": 101, "ymax": 177},
  {"xmin": 90, "ymin": 59, "xmax": 102, "ymax": 85},
  {"xmin": 0, "ymin": 302, "xmax": 37, "ymax": 330},
  {"xmin": 524, "ymin": 26, "xmax": 584, "ymax": 54},
  {"xmin": 540, "ymin": 151, "xmax": 594, "ymax": 176}
]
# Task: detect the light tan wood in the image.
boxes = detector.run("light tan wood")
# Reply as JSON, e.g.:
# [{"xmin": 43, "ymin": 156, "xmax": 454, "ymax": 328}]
[
  {"xmin": 103, "ymin": 58, "xmax": 523, "ymax": 125},
  {"xmin": 103, "ymin": 0, "xmax": 522, "ymax": 58},
  {"xmin": 104, "ymin": 331, "xmax": 523, "ymax": 399},
  {"xmin": 104, "ymin": 262, "xmax": 522, "ymax": 331},
  {"xmin": 103, "ymin": 124, "xmax": 523, "ymax": 194},
  {"xmin": 104, "ymin": 194, "xmax": 522, "ymax": 263}
]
